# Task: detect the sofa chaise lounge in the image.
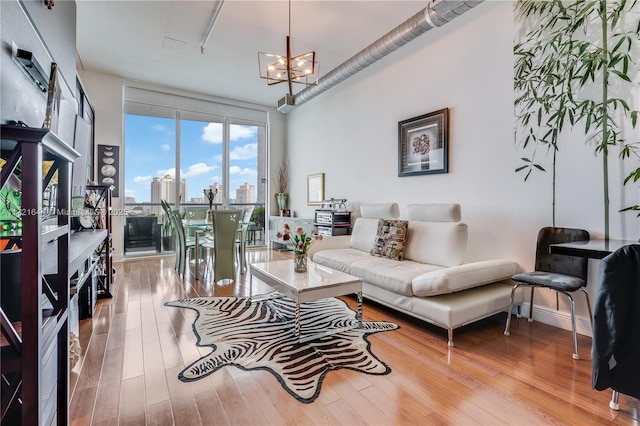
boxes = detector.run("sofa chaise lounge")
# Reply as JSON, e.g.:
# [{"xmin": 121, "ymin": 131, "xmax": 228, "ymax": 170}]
[{"xmin": 308, "ymin": 203, "xmax": 524, "ymax": 346}]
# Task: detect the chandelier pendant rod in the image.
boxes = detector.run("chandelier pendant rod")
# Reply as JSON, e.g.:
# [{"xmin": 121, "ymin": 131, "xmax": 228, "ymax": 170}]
[
  {"xmin": 287, "ymin": 36, "xmax": 293, "ymax": 96},
  {"xmin": 286, "ymin": 0, "xmax": 293, "ymax": 95}
]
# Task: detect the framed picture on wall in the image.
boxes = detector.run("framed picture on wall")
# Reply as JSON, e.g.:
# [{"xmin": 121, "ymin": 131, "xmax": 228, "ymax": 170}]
[
  {"xmin": 307, "ymin": 173, "xmax": 324, "ymax": 205},
  {"xmin": 97, "ymin": 144, "xmax": 119, "ymax": 197},
  {"xmin": 398, "ymin": 108, "xmax": 449, "ymax": 177}
]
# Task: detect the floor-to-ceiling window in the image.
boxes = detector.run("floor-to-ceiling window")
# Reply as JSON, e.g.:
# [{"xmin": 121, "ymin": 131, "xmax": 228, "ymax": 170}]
[{"xmin": 122, "ymin": 88, "xmax": 267, "ymax": 256}]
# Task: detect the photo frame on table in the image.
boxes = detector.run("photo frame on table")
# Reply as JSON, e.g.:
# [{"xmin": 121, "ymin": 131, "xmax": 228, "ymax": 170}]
[
  {"xmin": 97, "ymin": 144, "xmax": 120, "ymax": 197},
  {"xmin": 398, "ymin": 108, "xmax": 449, "ymax": 177},
  {"xmin": 307, "ymin": 173, "xmax": 324, "ymax": 206}
]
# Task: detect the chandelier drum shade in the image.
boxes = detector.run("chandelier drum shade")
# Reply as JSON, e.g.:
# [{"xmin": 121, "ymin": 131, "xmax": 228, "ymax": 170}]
[{"xmin": 258, "ymin": 0, "xmax": 319, "ymax": 94}]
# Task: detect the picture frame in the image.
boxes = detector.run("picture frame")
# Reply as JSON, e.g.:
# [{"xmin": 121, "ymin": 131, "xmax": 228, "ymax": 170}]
[
  {"xmin": 398, "ymin": 108, "xmax": 449, "ymax": 177},
  {"xmin": 97, "ymin": 144, "xmax": 120, "ymax": 197},
  {"xmin": 307, "ymin": 173, "xmax": 324, "ymax": 206}
]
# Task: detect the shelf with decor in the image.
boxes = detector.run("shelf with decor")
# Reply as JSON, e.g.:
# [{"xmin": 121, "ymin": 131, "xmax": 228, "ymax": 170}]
[
  {"xmin": 0, "ymin": 124, "xmax": 78, "ymax": 426},
  {"xmin": 84, "ymin": 184, "xmax": 113, "ymax": 299},
  {"xmin": 314, "ymin": 210, "xmax": 352, "ymax": 237}
]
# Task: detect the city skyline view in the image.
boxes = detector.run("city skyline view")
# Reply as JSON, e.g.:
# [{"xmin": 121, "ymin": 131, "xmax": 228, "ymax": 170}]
[{"xmin": 124, "ymin": 114, "xmax": 261, "ymax": 204}]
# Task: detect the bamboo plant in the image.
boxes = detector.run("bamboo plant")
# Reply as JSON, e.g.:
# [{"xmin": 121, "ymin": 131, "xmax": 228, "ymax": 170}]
[{"xmin": 513, "ymin": 0, "xmax": 640, "ymax": 238}]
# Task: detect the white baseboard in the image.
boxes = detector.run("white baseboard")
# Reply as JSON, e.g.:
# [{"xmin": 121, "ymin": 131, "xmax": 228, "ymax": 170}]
[{"xmin": 517, "ymin": 303, "xmax": 592, "ymax": 338}]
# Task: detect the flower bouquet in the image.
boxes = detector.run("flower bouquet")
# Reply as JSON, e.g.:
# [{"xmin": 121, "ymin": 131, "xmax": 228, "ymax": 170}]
[{"xmin": 276, "ymin": 224, "xmax": 323, "ymax": 272}]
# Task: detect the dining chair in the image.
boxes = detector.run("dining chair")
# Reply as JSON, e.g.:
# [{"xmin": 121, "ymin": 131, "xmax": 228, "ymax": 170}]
[
  {"xmin": 504, "ymin": 226, "xmax": 591, "ymax": 360},
  {"xmin": 161, "ymin": 200, "xmax": 196, "ymax": 277},
  {"xmin": 212, "ymin": 210, "xmax": 242, "ymax": 284},
  {"xmin": 194, "ymin": 226, "xmax": 215, "ymax": 279},
  {"xmin": 185, "ymin": 206, "xmax": 208, "ymax": 223},
  {"xmin": 161, "ymin": 200, "xmax": 182, "ymax": 273},
  {"xmin": 235, "ymin": 207, "xmax": 254, "ymax": 273}
]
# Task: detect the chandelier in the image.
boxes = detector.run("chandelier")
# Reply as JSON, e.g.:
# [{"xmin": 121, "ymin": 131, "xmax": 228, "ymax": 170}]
[{"xmin": 258, "ymin": 0, "xmax": 319, "ymax": 94}]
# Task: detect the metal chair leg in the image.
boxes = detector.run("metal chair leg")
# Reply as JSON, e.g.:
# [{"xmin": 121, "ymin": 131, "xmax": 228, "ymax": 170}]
[
  {"xmin": 565, "ymin": 292, "xmax": 580, "ymax": 360},
  {"xmin": 504, "ymin": 283, "xmax": 520, "ymax": 336},
  {"xmin": 580, "ymin": 288, "xmax": 594, "ymax": 329},
  {"xmin": 528, "ymin": 287, "xmax": 535, "ymax": 322}
]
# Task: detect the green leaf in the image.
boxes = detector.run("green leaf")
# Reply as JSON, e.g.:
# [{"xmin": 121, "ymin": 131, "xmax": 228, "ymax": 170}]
[{"xmin": 611, "ymin": 69, "xmax": 632, "ymax": 82}]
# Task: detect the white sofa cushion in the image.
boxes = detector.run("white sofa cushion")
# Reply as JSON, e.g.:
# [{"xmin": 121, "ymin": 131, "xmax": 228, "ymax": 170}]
[
  {"xmin": 313, "ymin": 247, "xmax": 442, "ymax": 296},
  {"xmin": 411, "ymin": 259, "xmax": 522, "ymax": 296},
  {"xmin": 349, "ymin": 217, "xmax": 380, "ymax": 252},
  {"xmin": 406, "ymin": 203, "xmax": 461, "ymax": 222},
  {"xmin": 312, "ymin": 248, "xmax": 370, "ymax": 274},
  {"xmin": 404, "ymin": 221, "xmax": 468, "ymax": 267},
  {"xmin": 360, "ymin": 203, "xmax": 400, "ymax": 219},
  {"xmin": 347, "ymin": 257, "xmax": 442, "ymax": 296}
]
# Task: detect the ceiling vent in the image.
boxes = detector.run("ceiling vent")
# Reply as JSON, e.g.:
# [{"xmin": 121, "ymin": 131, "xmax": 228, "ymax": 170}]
[{"xmin": 276, "ymin": 94, "xmax": 296, "ymax": 113}]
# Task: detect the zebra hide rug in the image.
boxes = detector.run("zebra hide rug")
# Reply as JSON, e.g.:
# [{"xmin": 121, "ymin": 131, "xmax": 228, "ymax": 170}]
[{"xmin": 165, "ymin": 296, "xmax": 398, "ymax": 403}]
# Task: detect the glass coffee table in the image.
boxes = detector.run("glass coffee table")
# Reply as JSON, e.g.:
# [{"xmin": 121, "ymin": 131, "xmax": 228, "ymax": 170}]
[{"xmin": 249, "ymin": 259, "xmax": 363, "ymax": 343}]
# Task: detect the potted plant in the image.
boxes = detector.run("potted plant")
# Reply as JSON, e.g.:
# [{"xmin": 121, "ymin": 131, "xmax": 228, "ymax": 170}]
[
  {"xmin": 513, "ymin": 0, "xmax": 640, "ymax": 238},
  {"xmin": 274, "ymin": 158, "xmax": 289, "ymax": 212},
  {"xmin": 161, "ymin": 211, "xmax": 175, "ymax": 252}
]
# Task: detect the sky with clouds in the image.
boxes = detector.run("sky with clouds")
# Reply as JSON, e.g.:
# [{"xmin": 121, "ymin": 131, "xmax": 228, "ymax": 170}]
[{"xmin": 124, "ymin": 115, "xmax": 259, "ymax": 203}]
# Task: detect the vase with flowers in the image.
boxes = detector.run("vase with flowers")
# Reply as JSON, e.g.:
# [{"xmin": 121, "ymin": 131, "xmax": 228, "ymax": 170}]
[{"xmin": 276, "ymin": 224, "xmax": 323, "ymax": 272}]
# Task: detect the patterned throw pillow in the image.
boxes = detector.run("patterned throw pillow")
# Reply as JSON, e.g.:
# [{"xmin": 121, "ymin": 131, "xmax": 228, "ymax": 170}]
[{"xmin": 370, "ymin": 219, "xmax": 409, "ymax": 260}]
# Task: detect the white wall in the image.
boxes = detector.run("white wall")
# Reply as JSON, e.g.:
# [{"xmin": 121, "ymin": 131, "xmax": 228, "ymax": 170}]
[
  {"xmin": 285, "ymin": 1, "xmax": 640, "ymax": 335},
  {"xmin": 78, "ymin": 70, "xmax": 126, "ymax": 260}
]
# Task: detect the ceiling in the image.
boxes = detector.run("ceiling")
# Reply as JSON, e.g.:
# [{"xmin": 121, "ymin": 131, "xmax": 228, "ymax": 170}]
[{"xmin": 75, "ymin": 1, "xmax": 432, "ymax": 108}]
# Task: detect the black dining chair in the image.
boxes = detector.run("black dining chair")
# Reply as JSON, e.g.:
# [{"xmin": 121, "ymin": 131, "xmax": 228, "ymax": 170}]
[{"xmin": 504, "ymin": 226, "xmax": 591, "ymax": 360}]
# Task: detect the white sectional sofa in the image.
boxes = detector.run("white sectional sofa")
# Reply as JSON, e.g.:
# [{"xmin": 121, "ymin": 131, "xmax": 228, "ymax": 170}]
[{"xmin": 308, "ymin": 203, "xmax": 524, "ymax": 346}]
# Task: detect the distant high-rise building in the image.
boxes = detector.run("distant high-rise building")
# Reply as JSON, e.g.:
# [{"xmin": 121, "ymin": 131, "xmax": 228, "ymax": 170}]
[
  {"xmin": 151, "ymin": 175, "xmax": 187, "ymax": 206},
  {"xmin": 236, "ymin": 182, "xmax": 255, "ymax": 204}
]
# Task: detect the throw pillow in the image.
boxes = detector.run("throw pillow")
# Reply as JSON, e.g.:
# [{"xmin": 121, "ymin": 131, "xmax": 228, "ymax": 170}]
[{"xmin": 370, "ymin": 219, "xmax": 408, "ymax": 260}]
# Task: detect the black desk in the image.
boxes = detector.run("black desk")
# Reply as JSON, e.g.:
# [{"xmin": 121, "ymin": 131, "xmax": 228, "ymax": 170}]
[{"xmin": 550, "ymin": 239, "xmax": 638, "ymax": 259}]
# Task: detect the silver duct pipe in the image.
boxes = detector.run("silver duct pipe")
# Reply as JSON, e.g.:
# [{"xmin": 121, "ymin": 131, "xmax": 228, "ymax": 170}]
[{"xmin": 291, "ymin": 0, "xmax": 483, "ymax": 108}]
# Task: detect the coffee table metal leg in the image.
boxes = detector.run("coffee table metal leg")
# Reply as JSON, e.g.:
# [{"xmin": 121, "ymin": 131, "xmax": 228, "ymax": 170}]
[{"xmin": 356, "ymin": 291, "xmax": 363, "ymax": 327}]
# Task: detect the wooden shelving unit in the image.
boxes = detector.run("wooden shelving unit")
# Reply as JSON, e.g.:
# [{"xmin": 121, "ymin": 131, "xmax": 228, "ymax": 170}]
[{"xmin": 0, "ymin": 125, "xmax": 79, "ymax": 426}]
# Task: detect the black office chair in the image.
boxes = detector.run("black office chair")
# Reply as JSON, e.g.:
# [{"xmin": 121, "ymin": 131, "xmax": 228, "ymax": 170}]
[{"xmin": 504, "ymin": 226, "xmax": 591, "ymax": 360}]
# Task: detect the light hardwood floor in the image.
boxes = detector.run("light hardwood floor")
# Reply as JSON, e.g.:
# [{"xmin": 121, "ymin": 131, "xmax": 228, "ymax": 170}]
[{"xmin": 69, "ymin": 248, "xmax": 639, "ymax": 425}]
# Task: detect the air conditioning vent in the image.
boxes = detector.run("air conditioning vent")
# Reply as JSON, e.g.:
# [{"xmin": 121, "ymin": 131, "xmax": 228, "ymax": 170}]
[{"xmin": 276, "ymin": 94, "xmax": 296, "ymax": 113}]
